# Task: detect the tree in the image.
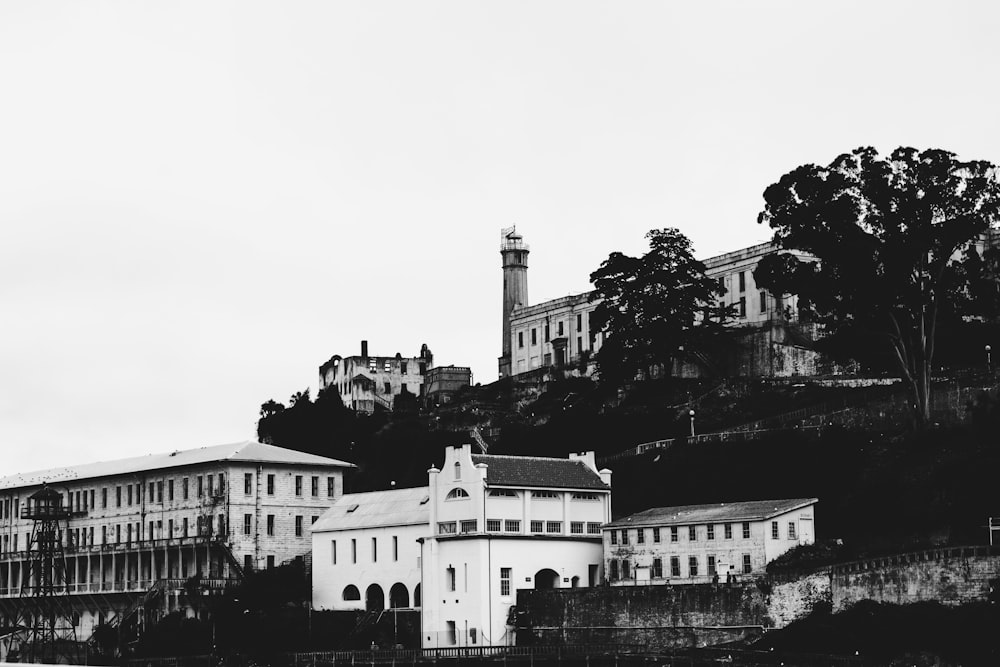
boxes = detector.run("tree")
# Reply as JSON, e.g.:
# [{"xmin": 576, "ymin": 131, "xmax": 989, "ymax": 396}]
[
  {"xmin": 589, "ymin": 228, "xmax": 727, "ymax": 382},
  {"xmin": 755, "ymin": 147, "xmax": 1000, "ymax": 426}
]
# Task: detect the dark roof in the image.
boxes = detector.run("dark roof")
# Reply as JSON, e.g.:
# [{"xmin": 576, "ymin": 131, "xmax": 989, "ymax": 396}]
[
  {"xmin": 605, "ymin": 498, "xmax": 817, "ymax": 528},
  {"xmin": 471, "ymin": 454, "xmax": 608, "ymax": 490}
]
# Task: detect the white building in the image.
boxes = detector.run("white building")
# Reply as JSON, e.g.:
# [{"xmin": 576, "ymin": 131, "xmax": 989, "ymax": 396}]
[
  {"xmin": 312, "ymin": 486, "xmax": 428, "ymax": 613},
  {"xmin": 603, "ymin": 498, "xmax": 817, "ymax": 585},
  {"xmin": 0, "ymin": 441, "xmax": 354, "ymax": 647},
  {"xmin": 311, "ymin": 444, "xmax": 612, "ymax": 649}
]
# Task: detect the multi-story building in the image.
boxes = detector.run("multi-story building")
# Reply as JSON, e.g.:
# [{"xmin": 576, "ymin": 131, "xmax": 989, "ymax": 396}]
[
  {"xmin": 603, "ymin": 498, "xmax": 817, "ymax": 585},
  {"xmin": 318, "ymin": 341, "xmax": 434, "ymax": 413},
  {"xmin": 424, "ymin": 366, "xmax": 473, "ymax": 406},
  {"xmin": 311, "ymin": 444, "xmax": 612, "ymax": 649},
  {"xmin": 0, "ymin": 440, "xmax": 354, "ymax": 646},
  {"xmin": 497, "ymin": 228, "xmax": 820, "ymax": 379}
]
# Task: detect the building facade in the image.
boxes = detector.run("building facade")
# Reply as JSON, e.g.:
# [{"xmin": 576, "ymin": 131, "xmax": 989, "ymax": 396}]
[
  {"xmin": 318, "ymin": 341, "xmax": 434, "ymax": 413},
  {"xmin": 497, "ymin": 228, "xmax": 820, "ymax": 379},
  {"xmin": 0, "ymin": 441, "xmax": 353, "ymax": 647},
  {"xmin": 311, "ymin": 445, "xmax": 612, "ymax": 649},
  {"xmin": 424, "ymin": 366, "xmax": 473, "ymax": 406},
  {"xmin": 603, "ymin": 498, "xmax": 816, "ymax": 585}
]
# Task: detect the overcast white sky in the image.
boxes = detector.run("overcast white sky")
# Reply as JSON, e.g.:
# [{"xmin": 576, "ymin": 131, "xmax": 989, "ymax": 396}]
[{"xmin": 2, "ymin": 1, "xmax": 998, "ymax": 474}]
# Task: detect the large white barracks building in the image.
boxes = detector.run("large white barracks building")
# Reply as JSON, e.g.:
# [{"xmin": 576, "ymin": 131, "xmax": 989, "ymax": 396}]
[{"xmin": 312, "ymin": 444, "xmax": 612, "ymax": 649}]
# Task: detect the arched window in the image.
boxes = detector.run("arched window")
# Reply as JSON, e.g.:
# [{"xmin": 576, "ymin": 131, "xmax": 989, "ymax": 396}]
[
  {"xmin": 454, "ymin": 462, "xmax": 461, "ymax": 480},
  {"xmin": 343, "ymin": 584, "xmax": 361, "ymax": 601},
  {"xmin": 446, "ymin": 488, "xmax": 470, "ymax": 500},
  {"xmin": 413, "ymin": 583, "xmax": 421, "ymax": 608},
  {"xmin": 389, "ymin": 582, "xmax": 410, "ymax": 609}
]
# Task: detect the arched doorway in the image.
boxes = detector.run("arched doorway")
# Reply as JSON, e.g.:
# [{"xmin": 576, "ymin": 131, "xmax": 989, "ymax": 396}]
[
  {"xmin": 413, "ymin": 583, "xmax": 421, "ymax": 608},
  {"xmin": 365, "ymin": 584, "xmax": 385, "ymax": 611},
  {"xmin": 389, "ymin": 582, "xmax": 409, "ymax": 608},
  {"xmin": 533, "ymin": 568, "xmax": 559, "ymax": 590},
  {"xmin": 571, "ymin": 575, "xmax": 580, "ymax": 588}
]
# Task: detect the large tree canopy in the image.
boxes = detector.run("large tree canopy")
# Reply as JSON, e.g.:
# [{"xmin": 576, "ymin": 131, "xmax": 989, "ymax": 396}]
[
  {"xmin": 755, "ymin": 146, "xmax": 1000, "ymax": 426},
  {"xmin": 589, "ymin": 227, "xmax": 727, "ymax": 382}
]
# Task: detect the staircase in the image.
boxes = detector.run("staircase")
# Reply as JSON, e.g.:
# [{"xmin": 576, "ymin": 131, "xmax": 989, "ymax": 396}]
[
  {"xmin": 372, "ymin": 393, "xmax": 392, "ymax": 411},
  {"xmin": 470, "ymin": 426, "xmax": 490, "ymax": 454}
]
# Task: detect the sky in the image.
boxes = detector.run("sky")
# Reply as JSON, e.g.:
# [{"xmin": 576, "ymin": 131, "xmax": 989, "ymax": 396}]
[{"xmin": 2, "ymin": 1, "xmax": 999, "ymax": 475}]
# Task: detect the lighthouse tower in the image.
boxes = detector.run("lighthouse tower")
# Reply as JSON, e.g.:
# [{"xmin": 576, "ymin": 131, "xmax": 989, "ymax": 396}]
[{"xmin": 498, "ymin": 227, "xmax": 529, "ymax": 378}]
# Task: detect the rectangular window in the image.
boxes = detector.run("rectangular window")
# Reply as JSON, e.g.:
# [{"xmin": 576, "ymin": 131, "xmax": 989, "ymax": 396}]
[
  {"xmin": 183, "ymin": 518, "xmax": 188, "ymax": 537},
  {"xmin": 544, "ymin": 324, "xmax": 550, "ymax": 342},
  {"xmin": 244, "ymin": 473, "xmax": 253, "ymax": 494},
  {"xmin": 531, "ymin": 328, "xmax": 537, "ymax": 345},
  {"xmin": 621, "ymin": 529, "xmax": 629, "ymax": 545},
  {"xmin": 460, "ymin": 520, "xmax": 478, "ymax": 534},
  {"xmin": 570, "ymin": 521, "xmax": 584, "ymax": 534},
  {"xmin": 577, "ymin": 336, "xmax": 583, "ymax": 352},
  {"xmin": 311, "ymin": 476, "xmax": 319, "ymax": 497},
  {"xmin": 530, "ymin": 520, "xmax": 543, "ymax": 533},
  {"xmin": 116, "ymin": 525, "xmax": 121, "ymax": 543},
  {"xmin": 295, "ymin": 476, "xmax": 303, "ymax": 496},
  {"xmin": 183, "ymin": 477, "xmax": 189, "ymax": 500},
  {"xmin": 609, "ymin": 560, "xmax": 619, "ymax": 581},
  {"xmin": 371, "ymin": 537, "xmax": 377, "ymax": 561},
  {"xmin": 621, "ymin": 560, "xmax": 631, "ymax": 580},
  {"xmin": 724, "ymin": 523, "xmax": 732, "ymax": 539},
  {"xmin": 546, "ymin": 521, "xmax": 562, "ymax": 534},
  {"xmin": 505, "ymin": 520, "xmax": 521, "ymax": 532},
  {"xmin": 518, "ymin": 332, "xmax": 524, "ymax": 348},
  {"xmin": 393, "ymin": 535, "xmax": 398, "ymax": 561},
  {"xmin": 486, "ymin": 519, "xmax": 502, "ymax": 532},
  {"xmin": 197, "ymin": 476, "xmax": 204, "ymax": 498},
  {"xmin": 351, "ymin": 539, "xmax": 357, "ymax": 563},
  {"xmin": 500, "ymin": 567, "xmax": 511, "ymax": 596},
  {"xmin": 102, "ymin": 488, "xmax": 108, "ymax": 508},
  {"xmin": 652, "ymin": 558, "xmax": 663, "ymax": 578},
  {"xmin": 267, "ymin": 555, "xmax": 275, "ymax": 570},
  {"xmin": 688, "ymin": 525, "xmax": 696, "ymax": 541},
  {"xmin": 127, "ymin": 485, "xmax": 133, "ymax": 506},
  {"xmin": 610, "ymin": 530, "xmax": 617, "ymax": 545},
  {"xmin": 438, "ymin": 521, "xmax": 457, "ymax": 534},
  {"xmin": 576, "ymin": 314, "xmax": 582, "ymax": 332},
  {"xmin": 327, "ymin": 477, "xmax": 336, "ymax": 498},
  {"xmin": 168, "ymin": 479, "xmax": 174, "ymax": 501},
  {"xmin": 101, "ymin": 526, "xmax": 107, "ymax": 545},
  {"xmin": 447, "ymin": 566, "xmax": 456, "ymax": 591},
  {"xmin": 788, "ymin": 522, "xmax": 797, "ymax": 540},
  {"xmin": 771, "ymin": 521, "xmax": 780, "ymax": 539},
  {"xmin": 157, "ymin": 481, "xmax": 163, "ymax": 503},
  {"xmin": 266, "ymin": 515, "xmax": 275, "ymax": 537},
  {"xmin": 707, "ymin": 524, "xmax": 715, "ymax": 540},
  {"xmin": 401, "ymin": 361, "xmax": 408, "ymax": 374},
  {"xmin": 294, "ymin": 516, "xmax": 303, "ymax": 537},
  {"xmin": 245, "ymin": 554, "xmax": 253, "ymax": 571},
  {"xmin": 739, "ymin": 296, "xmax": 747, "ymax": 317},
  {"xmin": 743, "ymin": 554, "xmax": 752, "ymax": 574},
  {"xmin": 558, "ymin": 321, "xmax": 564, "ymax": 336},
  {"xmin": 267, "ymin": 475, "xmax": 275, "ymax": 495},
  {"xmin": 708, "ymin": 555, "xmax": 717, "ymax": 576},
  {"xmin": 743, "ymin": 522, "xmax": 751, "ymax": 539},
  {"xmin": 636, "ymin": 528, "xmax": 645, "ymax": 544},
  {"xmin": 244, "ymin": 514, "xmax": 252, "ymax": 535},
  {"xmin": 670, "ymin": 526, "xmax": 678, "ymax": 542},
  {"xmin": 653, "ymin": 527, "xmax": 661, "ymax": 543},
  {"xmin": 331, "ymin": 540, "xmax": 337, "ymax": 565},
  {"xmin": 739, "ymin": 271, "xmax": 746, "ymax": 292},
  {"xmin": 531, "ymin": 490, "xmax": 558, "ymax": 499},
  {"xmin": 688, "ymin": 556, "xmax": 699, "ymax": 577},
  {"xmin": 759, "ymin": 290, "xmax": 767, "ymax": 313},
  {"xmin": 587, "ymin": 522, "xmax": 602, "ymax": 534}
]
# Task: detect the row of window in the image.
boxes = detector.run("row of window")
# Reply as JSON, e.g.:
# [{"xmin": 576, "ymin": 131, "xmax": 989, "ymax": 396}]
[
  {"xmin": 517, "ymin": 314, "xmax": 586, "ymax": 350},
  {"xmin": 0, "ymin": 514, "xmax": 227, "ymax": 553},
  {"xmin": 437, "ymin": 519, "xmax": 603, "ymax": 535},
  {"xmin": 446, "ymin": 487, "xmax": 602, "ymax": 501},
  {"xmin": 609, "ymin": 553, "xmax": 753, "ymax": 581},
  {"xmin": 329, "ymin": 536, "xmax": 402, "ymax": 565},
  {"xmin": 243, "ymin": 513, "xmax": 319, "ymax": 538},
  {"xmin": 610, "ymin": 522, "xmax": 752, "ymax": 546},
  {"xmin": 242, "ymin": 473, "xmax": 337, "ymax": 499}
]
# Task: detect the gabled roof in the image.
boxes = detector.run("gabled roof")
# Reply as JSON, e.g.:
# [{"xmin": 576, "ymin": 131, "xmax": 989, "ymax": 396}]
[
  {"xmin": 471, "ymin": 454, "xmax": 608, "ymax": 491},
  {"xmin": 312, "ymin": 486, "xmax": 430, "ymax": 532},
  {"xmin": 605, "ymin": 498, "xmax": 817, "ymax": 528},
  {"xmin": 0, "ymin": 441, "xmax": 355, "ymax": 491}
]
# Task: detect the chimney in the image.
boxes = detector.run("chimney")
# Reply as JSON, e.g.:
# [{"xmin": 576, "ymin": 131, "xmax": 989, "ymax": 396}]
[{"xmin": 361, "ymin": 340, "xmax": 368, "ymax": 357}]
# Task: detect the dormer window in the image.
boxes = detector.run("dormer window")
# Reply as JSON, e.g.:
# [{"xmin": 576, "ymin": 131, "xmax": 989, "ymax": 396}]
[
  {"xmin": 445, "ymin": 488, "xmax": 470, "ymax": 500},
  {"xmin": 454, "ymin": 462, "xmax": 461, "ymax": 480}
]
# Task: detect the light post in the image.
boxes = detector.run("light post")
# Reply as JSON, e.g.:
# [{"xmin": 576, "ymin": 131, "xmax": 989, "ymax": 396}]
[
  {"xmin": 986, "ymin": 344, "xmax": 993, "ymax": 375},
  {"xmin": 689, "ymin": 409, "xmax": 696, "ymax": 438}
]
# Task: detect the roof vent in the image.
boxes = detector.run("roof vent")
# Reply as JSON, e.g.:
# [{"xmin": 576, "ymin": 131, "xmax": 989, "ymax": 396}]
[
  {"xmin": 420, "ymin": 496, "xmax": 430, "ymax": 505},
  {"xmin": 346, "ymin": 504, "xmax": 359, "ymax": 513}
]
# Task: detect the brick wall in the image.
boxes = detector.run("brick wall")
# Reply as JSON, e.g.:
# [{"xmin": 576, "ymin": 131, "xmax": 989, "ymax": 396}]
[{"xmin": 831, "ymin": 546, "xmax": 1000, "ymax": 611}]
